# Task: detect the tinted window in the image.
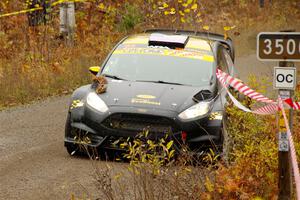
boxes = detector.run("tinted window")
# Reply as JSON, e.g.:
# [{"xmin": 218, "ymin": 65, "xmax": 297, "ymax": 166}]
[
  {"xmin": 102, "ymin": 48, "xmax": 214, "ymax": 87},
  {"xmin": 217, "ymin": 47, "xmax": 229, "ymax": 73},
  {"xmin": 223, "ymin": 49, "xmax": 236, "ymax": 76}
]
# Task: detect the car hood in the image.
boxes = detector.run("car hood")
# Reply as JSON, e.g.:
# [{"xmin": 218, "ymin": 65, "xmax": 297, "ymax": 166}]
[{"xmin": 98, "ymin": 79, "xmax": 212, "ymax": 113}]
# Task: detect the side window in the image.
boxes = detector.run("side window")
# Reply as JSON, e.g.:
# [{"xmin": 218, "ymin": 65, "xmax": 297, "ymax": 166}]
[
  {"xmin": 223, "ymin": 48, "xmax": 235, "ymax": 76},
  {"xmin": 217, "ymin": 47, "xmax": 229, "ymax": 73}
]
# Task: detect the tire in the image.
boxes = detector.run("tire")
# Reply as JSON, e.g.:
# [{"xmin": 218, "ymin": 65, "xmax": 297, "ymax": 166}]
[
  {"xmin": 65, "ymin": 143, "xmax": 79, "ymax": 156},
  {"xmin": 65, "ymin": 112, "xmax": 80, "ymax": 156},
  {"xmin": 65, "ymin": 113, "xmax": 101, "ymax": 158}
]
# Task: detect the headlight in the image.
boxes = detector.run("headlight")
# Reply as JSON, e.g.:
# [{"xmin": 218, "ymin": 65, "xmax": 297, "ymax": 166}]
[
  {"xmin": 86, "ymin": 92, "xmax": 108, "ymax": 112},
  {"xmin": 178, "ymin": 102, "xmax": 211, "ymax": 120}
]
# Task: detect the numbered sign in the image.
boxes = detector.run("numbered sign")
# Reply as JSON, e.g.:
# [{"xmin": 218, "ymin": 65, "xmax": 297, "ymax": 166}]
[{"xmin": 257, "ymin": 32, "xmax": 300, "ymax": 61}]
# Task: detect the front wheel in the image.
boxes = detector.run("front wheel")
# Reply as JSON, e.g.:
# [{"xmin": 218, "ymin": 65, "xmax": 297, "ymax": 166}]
[
  {"xmin": 65, "ymin": 112, "xmax": 80, "ymax": 156},
  {"xmin": 65, "ymin": 142, "xmax": 79, "ymax": 156},
  {"xmin": 65, "ymin": 113, "xmax": 101, "ymax": 158}
]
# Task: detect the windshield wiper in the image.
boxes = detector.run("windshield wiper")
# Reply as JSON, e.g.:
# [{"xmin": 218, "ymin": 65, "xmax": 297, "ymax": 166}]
[
  {"xmin": 102, "ymin": 74, "xmax": 126, "ymax": 80},
  {"xmin": 136, "ymin": 80, "xmax": 187, "ymax": 85}
]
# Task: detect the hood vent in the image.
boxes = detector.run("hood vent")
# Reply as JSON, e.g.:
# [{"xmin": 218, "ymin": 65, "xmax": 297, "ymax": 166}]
[{"xmin": 193, "ymin": 90, "xmax": 213, "ymax": 102}]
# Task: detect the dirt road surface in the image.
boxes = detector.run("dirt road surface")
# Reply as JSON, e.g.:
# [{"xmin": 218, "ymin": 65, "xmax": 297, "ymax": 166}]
[{"xmin": 0, "ymin": 54, "xmax": 277, "ymax": 199}]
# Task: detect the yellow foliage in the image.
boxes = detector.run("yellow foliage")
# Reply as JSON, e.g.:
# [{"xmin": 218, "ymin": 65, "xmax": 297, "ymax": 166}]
[
  {"xmin": 159, "ymin": 2, "xmax": 168, "ymax": 9},
  {"xmin": 170, "ymin": 7, "xmax": 176, "ymax": 14},
  {"xmin": 184, "ymin": 8, "xmax": 190, "ymax": 13},
  {"xmin": 182, "ymin": 3, "xmax": 188, "ymax": 7},
  {"xmin": 191, "ymin": 3, "xmax": 197, "ymax": 10},
  {"xmin": 98, "ymin": 3, "xmax": 105, "ymax": 10},
  {"xmin": 203, "ymin": 25, "xmax": 210, "ymax": 30},
  {"xmin": 180, "ymin": 17, "xmax": 186, "ymax": 23},
  {"xmin": 205, "ymin": 176, "xmax": 214, "ymax": 192}
]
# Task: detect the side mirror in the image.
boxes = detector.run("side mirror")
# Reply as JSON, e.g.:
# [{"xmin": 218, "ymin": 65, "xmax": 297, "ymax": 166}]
[{"xmin": 89, "ymin": 66, "xmax": 101, "ymax": 75}]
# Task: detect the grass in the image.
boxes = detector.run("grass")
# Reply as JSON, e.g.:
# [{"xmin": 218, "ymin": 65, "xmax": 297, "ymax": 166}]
[
  {"xmin": 0, "ymin": 0, "xmax": 299, "ymax": 108},
  {"xmin": 72, "ymin": 101, "xmax": 278, "ymax": 199}
]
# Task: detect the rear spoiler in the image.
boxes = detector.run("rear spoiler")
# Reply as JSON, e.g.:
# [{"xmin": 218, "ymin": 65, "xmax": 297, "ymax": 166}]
[{"xmin": 145, "ymin": 28, "xmax": 235, "ymax": 61}]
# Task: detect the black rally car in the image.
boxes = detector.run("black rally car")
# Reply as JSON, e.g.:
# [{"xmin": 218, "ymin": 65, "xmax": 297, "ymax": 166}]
[{"xmin": 64, "ymin": 29, "xmax": 236, "ymax": 155}]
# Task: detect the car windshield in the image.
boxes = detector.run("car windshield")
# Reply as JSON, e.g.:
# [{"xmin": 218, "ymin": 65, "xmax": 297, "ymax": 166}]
[{"xmin": 102, "ymin": 47, "xmax": 214, "ymax": 87}]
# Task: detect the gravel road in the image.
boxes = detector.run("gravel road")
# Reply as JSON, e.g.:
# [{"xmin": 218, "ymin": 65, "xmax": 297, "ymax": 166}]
[
  {"xmin": 0, "ymin": 96, "xmax": 128, "ymax": 199},
  {"xmin": 0, "ymin": 54, "xmax": 278, "ymax": 199}
]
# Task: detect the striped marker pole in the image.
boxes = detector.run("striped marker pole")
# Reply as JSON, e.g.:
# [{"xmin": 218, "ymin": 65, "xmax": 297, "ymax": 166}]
[
  {"xmin": 279, "ymin": 97, "xmax": 300, "ymax": 200},
  {"xmin": 216, "ymin": 69, "xmax": 300, "ymax": 198}
]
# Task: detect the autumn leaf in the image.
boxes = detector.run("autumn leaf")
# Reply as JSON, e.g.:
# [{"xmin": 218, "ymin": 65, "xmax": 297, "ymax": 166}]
[
  {"xmin": 191, "ymin": 3, "xmax": 198, "ymax": 10},
  {"xmin": 159, "ymin": 2, "xmax": 169, "ymax": 9},
  {"xmin": 223, "ymin": 26, "xmax": 231, "ymax": 31},
  {"xmin": 163, "ymin": 2, "xmax": 169, "ymax": 8},
  {"xmin": 182, "ymin": 3, "xmax": 188, "ymax": 7},
  {"xmin": 184, "ymin": 8, "xmax": 190, "ymax": 13},
  {"xmin": 170, "ymin": 8, "xmax": 176, "ymax": 14},
  {"xmin": 197, "ymin": 18, "xmax": 203, "ymax": 23},
  {"xmin": 224, "ymin": 25, "xmax": 236, "ymax": 31},
  {"xmin": 166, "ymin": 140, "xmax": 173, "ymax": 150},
  {"xmin": 98, "ymin": 3, "xmax": 105, "ymax": 10},
  {"xmin": 205, "ymin": 176, "xmax": 214, "ymax": 192},
  {"xmin": 203, "ymin": 25, "xmax": 210, "ymax": 30},
  {"xmin": 179, "ymin": 10, "xmax": 185, "ymax": 16},
  {"xmin": 187, "ymin": 0, "xmax": 193, "ymax": 4}
]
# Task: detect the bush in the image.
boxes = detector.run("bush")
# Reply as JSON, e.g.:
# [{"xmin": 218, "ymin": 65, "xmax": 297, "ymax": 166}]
[{"xmin": 117, "ymin": 3, "xmax": 143, "ymax": 32}]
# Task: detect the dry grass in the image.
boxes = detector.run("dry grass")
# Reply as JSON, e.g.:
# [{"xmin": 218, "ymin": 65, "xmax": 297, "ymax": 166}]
[
  {"xmin": 0, "ymin": 0, "xmax": 299, "ymax": 108},
  {"xmin": 1, "ymin": 1, "xmax": 300, "ymax": 199}
]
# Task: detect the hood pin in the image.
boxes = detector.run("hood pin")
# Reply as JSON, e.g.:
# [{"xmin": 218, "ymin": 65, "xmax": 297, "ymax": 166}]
[{"xmin": 114, "ymin": 98, "xmax": 119, "ymax": 103}]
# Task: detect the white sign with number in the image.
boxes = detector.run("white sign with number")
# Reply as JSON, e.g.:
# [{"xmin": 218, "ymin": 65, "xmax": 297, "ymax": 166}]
[
  {"xmin": 279, "ymin": 132, "xmax": 289, "ymax": 152},
  {"xmin": 274, "ymin": 67, "xmax": 296, "ymax": 90}
]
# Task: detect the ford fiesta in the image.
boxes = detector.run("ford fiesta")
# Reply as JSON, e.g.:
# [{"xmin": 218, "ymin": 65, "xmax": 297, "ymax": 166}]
[{"xmin": 64, "ymin": 29, "xmax": 237, "ymax": 156}]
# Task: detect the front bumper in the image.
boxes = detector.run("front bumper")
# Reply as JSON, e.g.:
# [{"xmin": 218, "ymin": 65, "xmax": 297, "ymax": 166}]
[{"xmin": 65, "ymin": 105, "xmax": 223, "ymax": 150}]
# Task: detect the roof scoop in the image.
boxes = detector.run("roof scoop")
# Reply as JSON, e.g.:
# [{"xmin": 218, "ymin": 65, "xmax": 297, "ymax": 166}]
[{"xmin": 148, "ymin": 33, "xmax": 189, "ymax": 49}]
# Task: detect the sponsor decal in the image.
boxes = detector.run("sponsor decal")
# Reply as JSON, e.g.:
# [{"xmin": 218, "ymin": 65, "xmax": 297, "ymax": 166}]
[
  {"xmin": 70, "ymin": 100, "xmax": 84, "ymax": 109},
  {"xmin": 136, "ymin": 94, "xmax": 156, "ymax": 99},
  {"xmin": 131, "ymin": 98, "xmax": 160, "ymax": 106},
  {"xmin": 113, "ymin": 48, "xmax": 214, "ymax": 62}
]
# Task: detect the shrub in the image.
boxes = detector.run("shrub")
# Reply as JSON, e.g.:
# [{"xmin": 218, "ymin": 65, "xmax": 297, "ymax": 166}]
[{"xmin": 117, "ymin": 3, "xmax": 143, "ymax": 32}]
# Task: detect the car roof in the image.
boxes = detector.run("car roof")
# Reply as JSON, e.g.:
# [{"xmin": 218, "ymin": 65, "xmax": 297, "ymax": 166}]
[
  {"xmin": 121, "ymin": 33, "xmax": 214, "ymax": 53},
  {"xmin": 117, "ymin": 33, "xmax": 215, "ymax": 63},
  {"xmin": 120, "ymin": 29, "xmax": 235, "ymax": 61}
]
